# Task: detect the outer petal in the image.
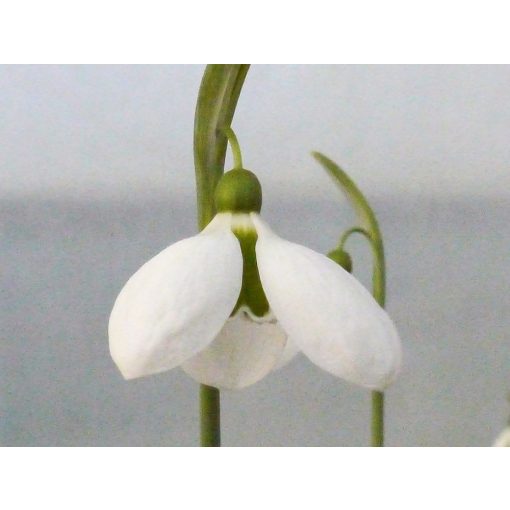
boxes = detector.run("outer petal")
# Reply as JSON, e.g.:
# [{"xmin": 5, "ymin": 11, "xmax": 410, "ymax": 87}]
[
  {"xmin": 109, "ymin": 213, "xmax": 243, "ymax": 379},
  {"xmin": 181, "ymin": 310, "xmax": 287, "ymax": 389},
  {"xmin": 253, "ymin": 214, "xmax": 401, "ymax": 391}
]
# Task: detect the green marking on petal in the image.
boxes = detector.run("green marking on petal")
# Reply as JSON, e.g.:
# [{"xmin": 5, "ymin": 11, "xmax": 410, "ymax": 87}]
[{"xmin": 231, "ymin": 224, "xmax": 269, "ymax": 318}]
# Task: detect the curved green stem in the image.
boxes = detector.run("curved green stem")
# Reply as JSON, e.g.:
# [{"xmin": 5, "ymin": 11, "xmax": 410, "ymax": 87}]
[
  {"xmin": 223, "ymin": 126, "xmax": 243, "ymax": 169},
  {"xmin": 339, "ymin": 227, "xmax": 372, "ymax": 249},
  {"xmin": 312, "ymin": 151, "xmax": 386, "ymax": 447},
  {"xmin": 194, "ymin": 64, "xmax": 250, "ymax": 446}
]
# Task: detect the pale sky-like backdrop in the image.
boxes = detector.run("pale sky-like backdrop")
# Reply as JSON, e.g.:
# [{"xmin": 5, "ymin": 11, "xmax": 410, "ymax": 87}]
[{"xmin": 2, "ymin": 65, "xmax": 510, "ymax": 200}]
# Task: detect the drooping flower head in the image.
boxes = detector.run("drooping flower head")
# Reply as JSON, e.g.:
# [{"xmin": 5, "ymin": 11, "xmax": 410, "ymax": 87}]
[{"xmin": 109, "ymin": 167, "xmax": 402, "ymax": 390}]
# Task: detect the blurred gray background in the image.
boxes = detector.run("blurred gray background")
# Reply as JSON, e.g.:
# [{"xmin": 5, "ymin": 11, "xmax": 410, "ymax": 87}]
[{"xmin": 2, "ymin": 65, "xmax": 510, "ymax": 446}]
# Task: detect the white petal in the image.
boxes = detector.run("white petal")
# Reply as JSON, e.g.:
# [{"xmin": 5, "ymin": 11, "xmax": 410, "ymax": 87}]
[
  {"xmin": 493, "ymin": 427, "xmax": 510, "ymax": 447},
  {"xmin": 181, "ymin": 310, "xmax": 287, "ymax": 389},
  {"xmin": 108, "ymin": 213, "xmax": 243, "ymax": 379},
  {"xmin": 252, "ymin": 214, "xmax": 402, "ymax": 390}
]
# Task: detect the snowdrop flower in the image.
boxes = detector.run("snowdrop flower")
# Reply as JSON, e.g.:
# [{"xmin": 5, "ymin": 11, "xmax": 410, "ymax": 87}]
[{"xmin": 109, "ymin": 169, "xmax": 402, "ymax": 390}]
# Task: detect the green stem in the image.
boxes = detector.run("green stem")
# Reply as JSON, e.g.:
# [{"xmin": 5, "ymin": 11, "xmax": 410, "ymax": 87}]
[
  {"xmin": 370, "ymin": 229, "xmax": 385, "ymax": 447},
  {"xmin": 194, "ymin": 64, "xmax": 250, "ymax": 447},
  {"xmin": 312, "ymin": 152, "xmax": 386, "ymax": 447},
  {"xmin": 371, "ymin": 391, "xmax": 384, "ymax": 447},
  {"xmin": 368, "ymin": 223, "xmax": 385, "ymax": 447},
  {"xmin": 223, "ymin": 126, "xmax": 243, "ymax": 169},
  {"xmin": 200, "ymin": 385, "xmax": 221, "ymax": 446}
]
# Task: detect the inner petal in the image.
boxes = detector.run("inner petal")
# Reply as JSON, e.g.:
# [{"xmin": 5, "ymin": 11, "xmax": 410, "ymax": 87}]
[{"xmin": 181, "ymin": 310, "xmax": 287, "ymax": 389}]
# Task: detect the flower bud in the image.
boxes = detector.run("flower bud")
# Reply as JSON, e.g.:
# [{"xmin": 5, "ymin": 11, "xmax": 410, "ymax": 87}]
[
  {"xmin": 327, "ymin": 247, "xmax": 353, "ymax": 273},
  {"xmin": 215, "ymin": 169, "xmax": 262, "ymax": 214}
]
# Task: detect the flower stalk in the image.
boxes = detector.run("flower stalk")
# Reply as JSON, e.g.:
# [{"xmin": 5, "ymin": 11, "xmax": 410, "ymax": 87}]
[
  {"xmin": 194, "ymin": 64, "xmax": 250, "ymax": 446},
  {"xmin": 313, "ymin": 152, "xmax": 387, "ymax": 447},
  {"xmin": 200, "ymin": 384, "xmax": 221, "ymax": 447},
  {"xmin": 223, "ymin": 126, "xmax": 244, "ymax": 170}
]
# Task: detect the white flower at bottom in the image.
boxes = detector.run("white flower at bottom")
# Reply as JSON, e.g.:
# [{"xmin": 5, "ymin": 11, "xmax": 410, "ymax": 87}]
[{"xmin": 109, "ymin": 211, "xmax": 402, "ymax": 391}]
